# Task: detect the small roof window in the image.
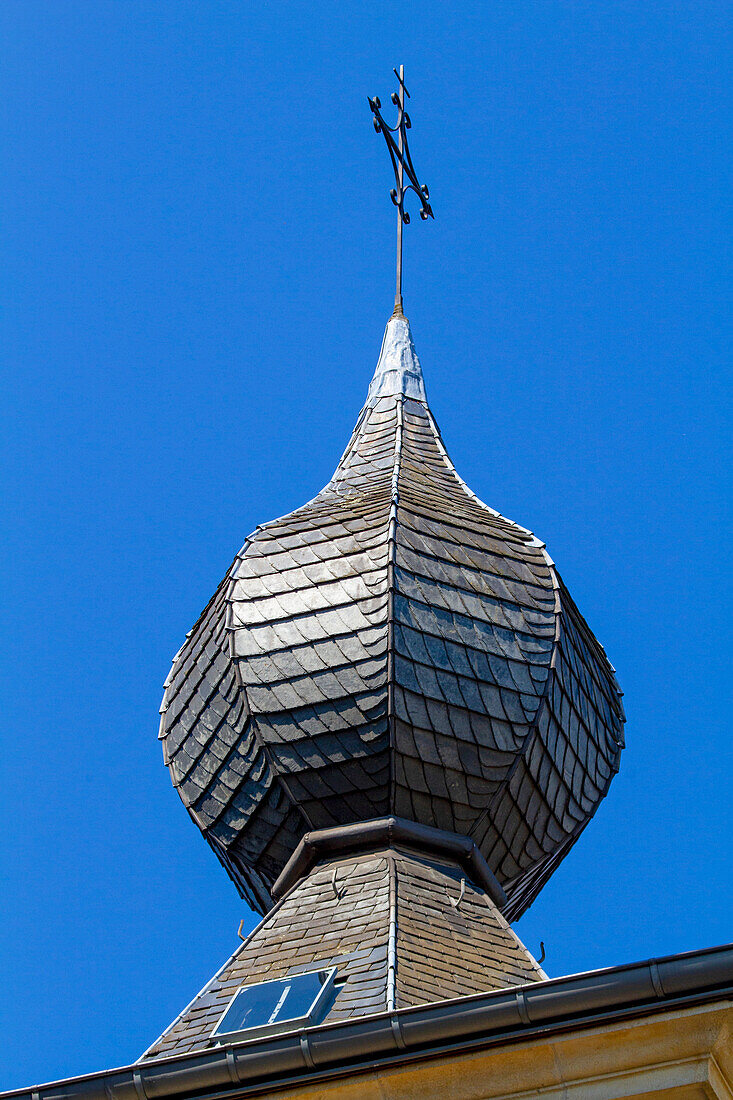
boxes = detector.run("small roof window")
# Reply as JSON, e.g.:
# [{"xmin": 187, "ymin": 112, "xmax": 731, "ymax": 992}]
[{"xmin": 212, "ymin": 968, "xmax": 337, "ymax": 1042}]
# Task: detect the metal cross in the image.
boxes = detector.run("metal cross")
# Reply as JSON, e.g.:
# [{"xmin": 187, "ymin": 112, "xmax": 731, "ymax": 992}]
[{"xmin": 368, "ymin": 66, "xmax": 434, "ymax": 317}]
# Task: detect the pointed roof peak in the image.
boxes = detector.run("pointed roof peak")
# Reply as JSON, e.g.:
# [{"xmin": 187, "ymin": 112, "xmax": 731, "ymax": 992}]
[{"xmin": 366, "ymin": 313, "xmax": 427, "ymax": 407}]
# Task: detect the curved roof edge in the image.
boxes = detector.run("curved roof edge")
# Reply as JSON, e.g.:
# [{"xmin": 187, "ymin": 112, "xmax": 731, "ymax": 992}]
[{"xmin": 271, "ymin": 816, "xmax": 508, "ymax": 909}]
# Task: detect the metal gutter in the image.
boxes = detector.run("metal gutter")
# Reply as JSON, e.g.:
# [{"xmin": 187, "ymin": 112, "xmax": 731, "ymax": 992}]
[
  {"xmin": 6, "ymin": 942, "xmax": 732, "ymax": 1100},
  {"xmin": 271, "ymin": 816, "xmax": 508, "ymax": 910}
]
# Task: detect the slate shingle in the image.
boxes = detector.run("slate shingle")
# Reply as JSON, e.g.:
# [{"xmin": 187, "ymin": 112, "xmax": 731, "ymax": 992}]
[
  {"xmin": 159, "ymin": 316, "xmax": 625, "ymax": 919},
  {"xmin": 140, "ymin": 845, "xmax": 544, "ymax": 1062}
]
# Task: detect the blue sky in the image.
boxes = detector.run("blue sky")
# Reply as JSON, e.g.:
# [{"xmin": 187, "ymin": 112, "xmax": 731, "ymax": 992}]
[{"xmin": 1, "ymin": 1, "xmax": 731, "ymax": 1089}]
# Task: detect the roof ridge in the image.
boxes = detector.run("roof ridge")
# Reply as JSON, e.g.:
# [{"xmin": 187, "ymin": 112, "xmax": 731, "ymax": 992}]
[
  {"xmin": 386, "ymin": 397, "xmax": 404, "ymax": 814},
  {"xmin": 391, "ymin": 847, "xmax": 546, "ymax": 1009}
]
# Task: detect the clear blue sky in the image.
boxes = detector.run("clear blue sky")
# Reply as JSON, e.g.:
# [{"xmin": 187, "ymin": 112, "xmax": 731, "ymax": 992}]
[{"xmin": 1, "ymin": 1, "xmax": 731, "ymax": 1089}]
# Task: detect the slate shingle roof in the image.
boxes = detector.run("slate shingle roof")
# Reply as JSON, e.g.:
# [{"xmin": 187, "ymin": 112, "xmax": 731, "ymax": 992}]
[
  {"xmin": 140, "ymin": 843, "xmax": 545, "ymax": 1062},
  {"xmin": 160, "ymin": 316, "xmax": 625, "ymax": 919}
]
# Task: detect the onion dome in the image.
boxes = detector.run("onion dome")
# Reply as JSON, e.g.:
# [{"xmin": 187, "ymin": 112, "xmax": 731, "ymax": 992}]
[{"xmin": 160, "ymin": 316, "xmax": 624, "ymax": 919}]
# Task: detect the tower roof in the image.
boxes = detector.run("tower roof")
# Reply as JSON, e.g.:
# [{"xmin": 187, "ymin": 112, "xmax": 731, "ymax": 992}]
[
  {"xmin": 160, "ymin": 315, "xmax": 624, "ymax": 918},
  {"xmin": 141, "ymin": 822, "xmax": 545, "ymax": 1063}
]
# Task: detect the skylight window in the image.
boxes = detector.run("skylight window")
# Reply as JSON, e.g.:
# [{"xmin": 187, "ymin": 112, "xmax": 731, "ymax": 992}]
[{"xmin": 212, "ymin": 968, "xmax": 337, "ymax": 1042}]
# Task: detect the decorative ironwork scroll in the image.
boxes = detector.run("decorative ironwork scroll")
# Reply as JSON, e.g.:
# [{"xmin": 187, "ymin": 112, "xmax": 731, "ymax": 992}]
[{"xmin": 368, "ymin": 66, "xmax": 433, "ymax": 314}]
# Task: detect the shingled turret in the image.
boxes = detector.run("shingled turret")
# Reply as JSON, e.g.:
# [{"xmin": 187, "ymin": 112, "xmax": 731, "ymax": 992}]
[{"xmin": 160, "ymin": 315, "xmax": 625, "ymax": 921}]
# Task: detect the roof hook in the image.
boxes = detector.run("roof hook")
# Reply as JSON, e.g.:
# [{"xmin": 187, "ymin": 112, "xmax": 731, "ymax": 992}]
[
  {"xmin": 332, "ymin": 866, "xmax": 348, "ymax": 899},
  {"xmin": 537, "ymin": 941, "xmax": 546, "ymax": 965},
  {"xmin": 449, "ymin": 876, "xmax": 466, "ymax": 910},
  {"xmin": 332, "ymin": 863, "xmax": 356, "ymax": 899},
  {"xmin": 237, "ymin": 919, "xmax": 247, "ymax": 942}
]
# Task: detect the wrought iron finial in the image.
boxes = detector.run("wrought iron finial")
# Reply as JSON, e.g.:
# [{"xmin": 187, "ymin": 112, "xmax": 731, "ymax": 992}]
[{"xmin": 368, "ymin": 65, "xmax": 433, "ymax": 317}]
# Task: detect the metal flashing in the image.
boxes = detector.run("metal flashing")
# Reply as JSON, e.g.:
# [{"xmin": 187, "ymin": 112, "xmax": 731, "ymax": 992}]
[
  {"xmin": 271, "ymin": 816, "xmax": 507, "ymax": 909},
  {"xmin": 365, "ymin": 316, "xmax": 427, "ymax": 405}
]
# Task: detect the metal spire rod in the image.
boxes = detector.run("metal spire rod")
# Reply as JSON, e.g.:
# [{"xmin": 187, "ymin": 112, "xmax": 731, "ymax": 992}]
[{"xmin": 368, "ymin": 65, "xmax": 433, "ymax": 317}]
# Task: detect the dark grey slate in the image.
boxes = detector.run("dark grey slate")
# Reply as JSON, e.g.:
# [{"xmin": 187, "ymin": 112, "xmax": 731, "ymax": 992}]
[
  {"xmin": 159, "ymin": 316, "xmax": 625, "ymax": 919},
  {"xmin": 140, "ymin": 844, "xmax": 545, "ymax": 1061}
]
